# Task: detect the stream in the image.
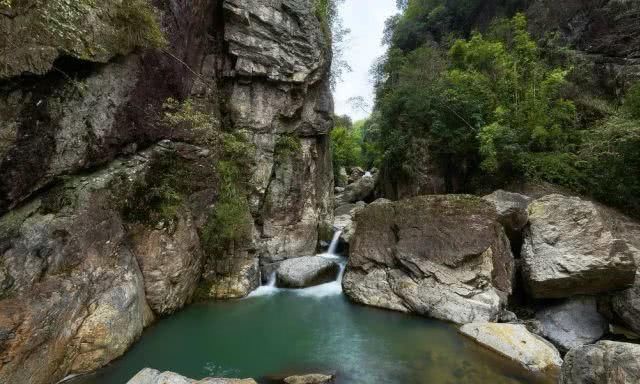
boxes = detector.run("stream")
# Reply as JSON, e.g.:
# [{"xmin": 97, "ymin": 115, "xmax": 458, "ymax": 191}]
[{"xmin": 68, "ymin": 239, "xmax": 553, "ymax": 384}]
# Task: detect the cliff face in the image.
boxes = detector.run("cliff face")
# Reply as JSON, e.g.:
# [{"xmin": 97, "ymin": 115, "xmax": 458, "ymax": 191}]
[{"xmin": 0, "ymin": 1, "xmax": 333, "ymax": 383}]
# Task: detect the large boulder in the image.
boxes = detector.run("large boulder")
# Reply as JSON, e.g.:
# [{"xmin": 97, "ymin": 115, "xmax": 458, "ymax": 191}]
[
  {"xmin": 460, "ymin": 323, "xmax": 562, "ymax": 376},
  {"xmin": 561, "ymin": 341, "xmax": 640, "ymax": 384},
  {"xmin": 128, "ymin": 368, "xmax": 257, "ymax": 384},
  {"xmin": 342, "ymin": 195, "xmax": 514, "ymax": 324},
  {"xmin": 522, "ymin": 194, "xmax": 637, "ymax": 299},
  {"xmin": 276, "ymin": 256, "xmax": 340, "ymax": 288},
  {"xmin": 535, "ymin": 296, "xmax": 608, "ymax": 352}
]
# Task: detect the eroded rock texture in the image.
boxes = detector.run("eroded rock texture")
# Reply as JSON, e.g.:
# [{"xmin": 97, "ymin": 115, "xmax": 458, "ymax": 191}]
[
  {"xmin": 522, "ymin": 194, "xmax": 637, "ymax": 299},
  {"xmin": 561, "ymin": 341, "xmax": 640, "ymax": 384},
  {"xmin": 342, "ymin": 195, "xmax": 514, "ymax": 324},
  {"xmin": 222, "ymin": 0, "xmax": 334, "ymax": 263},
  {"xmin": 0, "ymin": 0, "xmax": 334, "ymax": 382},
  {"xmin": 0, "ymin": 142, "xmax": 217, "ymax": 383}
]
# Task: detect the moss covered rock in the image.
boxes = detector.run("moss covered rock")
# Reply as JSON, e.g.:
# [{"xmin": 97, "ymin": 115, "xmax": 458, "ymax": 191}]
[{"xmin": 0, "ymin": 0, "xmax": 164, "ymax": 79}]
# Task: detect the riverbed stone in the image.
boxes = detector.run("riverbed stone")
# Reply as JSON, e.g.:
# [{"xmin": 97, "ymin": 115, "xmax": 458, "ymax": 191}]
[
  {"xmin": 127, "ymin": 368, "xmax": 257, "ymax": 384},
  {"xmin": 560, "ymin": 341, "xmax": 640, "ymax": 384},
  {"xmin": 343, "ymin": 195, "xmax": 514, "ymax": 324},
  {"xmin": 535, "ymin": 296, "xmax": 608, "ymax": 352},
  {"xmin": 460, "ymin": 323, "xmax": 562, "ymax": 376},
  {"xmin": 284, "ymin": 373, "xmax": 335, "ymax": 384},
  {"xmin": 276, "ymin": 256, "xmax": 340, "ymax": 288},
  {"xmin": 522, "ymin": 194, "xmax": 637, "ymax": 299}
]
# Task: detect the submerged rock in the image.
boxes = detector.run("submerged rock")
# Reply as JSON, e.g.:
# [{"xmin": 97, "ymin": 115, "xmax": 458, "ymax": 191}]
[
  {"xmin": 342, "ymin": 195, "xmax": 514, "ymax": 324},
  {"xmin": 276, "ymin": 256, "xmax": 340, "ymax": 288},
  {"xmin": 284, "ymin": 373, "xmax": 335, "ymax": 384},
  {"xmin": 522, "ymin": 194, "xmax": 637, "ymax": 299},
  {"xmin": 460, "ymin": 323, "xmax": 562, "ymax": 376},
  {"xmin": 561, "ymin": 341, "xmax": 640, "ymax": 384},
  {"xmin": 536, "ymin": 296, "xmax": 608, "ymax": 352},
  {"xmin": 127, "ymin": 368, "xmax": 257, "ymax": 384}
]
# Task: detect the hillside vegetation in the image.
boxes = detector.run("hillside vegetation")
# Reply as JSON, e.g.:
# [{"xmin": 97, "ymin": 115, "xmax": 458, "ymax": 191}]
[{"xmin": 354, "ymin": 0, "xmax": 640, "ymax": 216}]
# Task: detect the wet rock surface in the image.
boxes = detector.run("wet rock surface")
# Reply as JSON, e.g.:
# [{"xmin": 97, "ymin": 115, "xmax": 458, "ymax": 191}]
[
  {"xmin": 276, "ymin": 256, "xmax": 340, "ymax": 288},
  {"xmin": 342, "ymin": 195, "xmax": 514, "ymax": 324}
]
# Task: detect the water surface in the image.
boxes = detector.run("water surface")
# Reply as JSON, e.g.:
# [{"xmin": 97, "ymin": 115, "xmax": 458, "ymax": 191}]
[{"xmin": 69, "ymin": 274, "xmax": 553, "ymax": 384}]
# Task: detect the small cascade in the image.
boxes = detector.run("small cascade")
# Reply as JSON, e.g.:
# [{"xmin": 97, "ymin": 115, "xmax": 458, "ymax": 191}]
[
  {"xmin": 327, "ymin": 229, "xmax": 342, "ymax": 256},
  {"xmin": 248, "ymin": 272, "xmax": 279, "ymax": 297},
  {"xmin": 248, "ymin": 229, "xmax": 347, "ymax": 298}
]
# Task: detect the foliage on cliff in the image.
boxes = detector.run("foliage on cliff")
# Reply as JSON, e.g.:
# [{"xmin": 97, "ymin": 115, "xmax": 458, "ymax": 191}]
[
  {"xmin": 366, "ymin": 1, "xmax": 640, "ymax": 216},
  {"xmin": 0, "ymin": 0, "xmax": 165, "ymax": 78},
  {"xmin": 330, "ymin": 115, "xmax": 366, "ymax": 179}
]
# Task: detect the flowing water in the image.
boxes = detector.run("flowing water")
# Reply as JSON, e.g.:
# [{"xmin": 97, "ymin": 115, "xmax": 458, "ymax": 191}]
[{"xmin": 67, "ymin": 237, "xmax": 554, "ymax": 384}]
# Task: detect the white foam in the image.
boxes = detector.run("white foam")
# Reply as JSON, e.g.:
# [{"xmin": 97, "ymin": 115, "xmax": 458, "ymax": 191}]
[{"xmin": 247, "ymin": 229, "xmax": 347, "ymax": 299}]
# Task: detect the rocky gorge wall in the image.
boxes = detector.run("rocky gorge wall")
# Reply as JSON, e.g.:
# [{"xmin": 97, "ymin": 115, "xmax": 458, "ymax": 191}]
[{"xmin": 0, "ymin": 1, "xmax": 333, "ymax": 383}]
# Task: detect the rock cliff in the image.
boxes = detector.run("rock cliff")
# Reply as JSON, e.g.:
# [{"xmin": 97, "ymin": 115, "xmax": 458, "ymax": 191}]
[{"xmin": 0, "ymin": 0, "xmax": 333, "ymax": 383}]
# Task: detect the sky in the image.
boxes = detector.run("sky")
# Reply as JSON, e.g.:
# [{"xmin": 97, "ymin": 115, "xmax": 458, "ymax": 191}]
[{"xmin": 333, "ymin": 0, "xmax": 398, "ymax": 121}]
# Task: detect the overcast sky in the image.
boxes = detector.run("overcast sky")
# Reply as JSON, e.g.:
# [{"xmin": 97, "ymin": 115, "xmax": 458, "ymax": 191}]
[{"xmin": 333, "ymin": 0, "xmax": 398, "ymax": 121}]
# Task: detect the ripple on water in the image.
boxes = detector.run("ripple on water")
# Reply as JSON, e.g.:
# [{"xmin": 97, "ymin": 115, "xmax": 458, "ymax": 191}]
[{"xmin": 66, "ymin": 287, "xmax": 554, "ymax": 384}]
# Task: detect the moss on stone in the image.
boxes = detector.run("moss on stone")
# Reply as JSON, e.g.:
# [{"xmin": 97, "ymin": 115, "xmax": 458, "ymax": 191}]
[
  {"xmin": 0, "ymin": 0, "xmax": 166, "ymax": 78},
  {"xmin": 274, "ymin": 133, "xmax": 302, "ymax": 163},
  {"xmin": 122, "ymin": 152, "xmax": 191, "ymax": 226},
  {"xmin": 200, "ymin": 133, "xmax": 255, "ymax": 257}
]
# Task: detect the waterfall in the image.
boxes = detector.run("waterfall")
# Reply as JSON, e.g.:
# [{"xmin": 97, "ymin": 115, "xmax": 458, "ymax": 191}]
[
  {"xmin": 248, "ymin": 229, "xmax": 346, "ymax": 298},
  {"xmin": 327, "ymin": 229, "xmax": 342, "ymax": 256}
]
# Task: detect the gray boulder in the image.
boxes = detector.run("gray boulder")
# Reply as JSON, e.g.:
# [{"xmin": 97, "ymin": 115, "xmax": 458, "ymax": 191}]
[
  {"xmin": 522, "ymin": 194, "xmax": 637, "ymax": 299},
  {"xmin": 460, "ymin": 323, "xmax": 562, "ymax": 376},
  {"xmin": 342, "ymin": 195, "xmax": 514, "ymax": 324},
  {"xmin": 536, "ymin": 296, "xmax": 608, "ymax": 352},
  {"xmin": 561, "ymin": 341, "xmax": 640, "ymax": 384},
  {"xmin": 483, "ymin": 190, "xmax": 532, "ymax": 241},
  {"xmin": 127, "ymin": 368, "xmax": 257, "ymax": 384},
  {"xmin": 335, "ymin": 173, "xmax": 377, "ymax": 205},
  {"xmin": 276, "ymin": 256, "xmax": 340, "ymax": 288}
]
